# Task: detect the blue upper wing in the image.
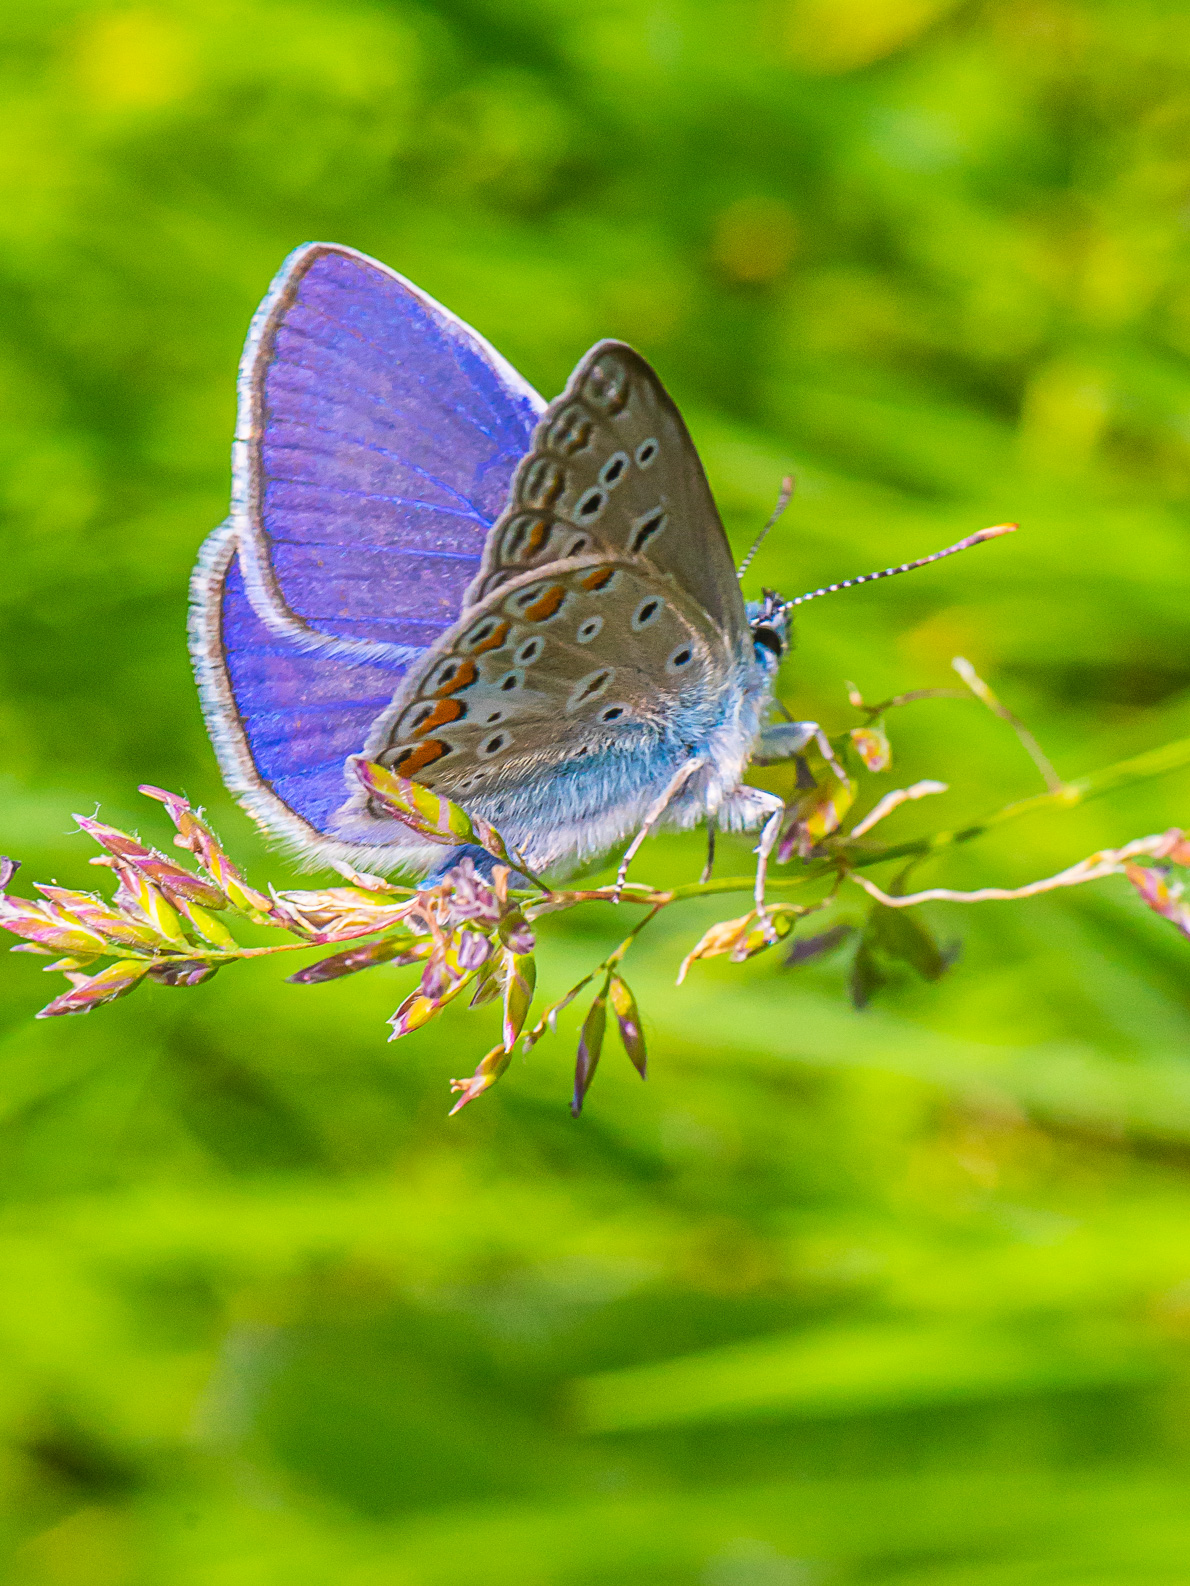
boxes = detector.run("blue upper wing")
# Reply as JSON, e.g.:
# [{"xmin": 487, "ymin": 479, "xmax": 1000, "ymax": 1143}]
[{"xmin": 190, "ymin": 242, "xmax": 544, "ymax": 864}]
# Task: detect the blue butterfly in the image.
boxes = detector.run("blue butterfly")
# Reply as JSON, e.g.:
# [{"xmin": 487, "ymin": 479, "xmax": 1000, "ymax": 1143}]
[{"xmin": 191, "ymin": 243, "xmax": 1009, "ymax": 902}]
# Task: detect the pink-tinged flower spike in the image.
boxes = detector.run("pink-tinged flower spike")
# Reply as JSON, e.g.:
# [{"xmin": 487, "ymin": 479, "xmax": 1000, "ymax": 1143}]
[
  {"xmin": 676, "ymin": 914, "xmax": 752, "ymax": 983},
  {"xmin": 418, "ymin": 944, "xmax": 454, "ymax": 1002},
  {"xmin": 350, "ymin": 758, "xmax": 515, "ymax": 869},
  {"xmin": 107, "ymin": 862, "xmax": 188, "ymax": 946},
  {"xmin": 503, "ymin": 952, "xmax": 536, "ymax": 1051},
  {"xmin": 448, "ymin": 1044, "xmax": 513, "ymax": 1114},
  {"xmin": 174, "ymin": 899, "xmax": 237, "ymax": 948},
  {"xmin": 497, "ymin": 908, "xmax": 535, "ymax": 956},
  {"xmin": 441, "ymin": 857, "xmax": 501, "ymax": 927},
  {"xmin": 850, "ymin": 724, "xmax": 891, "ymax": 773},
  {"xmin": 386, "ymin": 975, "xmax": 473, "ymax": 1040},
  {"xmin": 0, "ymin": 858, "xmax": 18, "ymax": 890},
  {"xmin": 73, "ymin": 814, "xmax": 225, "ymax": 910},
  {"xmin": 572, "ymin": 982, "xmax": 609, "ymax": 1116},
  {"xmin": 388, "ymin": 933, "xmax": 484, "ymax": 1040},
  {"xmin": 676, "ymin": 907, "xmax": 800, "ymax": 984},
  {"xmin": 288, "ymin": 937, "xmax": 432, "ymax": 985},
  {"xmin": 609, "ymin": 975, "xmax": 646, "ymax": 1079},
  {"xmin": 1125, "ymin": 864, "xmax": 1190, "ymax": 941},
  {"xmin": 138, "ymin": 786, "xmax": 274, "ymax": 919},
  {"xmin": 148, "ymin": 960, "xmax": 220, "ymax": 987},
  {"xmin": 35, "ymin": 886, "xmax": 162, "ymax": 950},
  {"xmin": 386, "ymin": 990, "xmax": 441, "ymax": 1040},
  {"xmin": 455, "ymin": 928, "xmax": 494, "ymax": 973},
  {"xmin": 468, "ymin": 959, "xmax": 503, "ymax": 1008},
  {"xmin": 272, "ymin": 886, "xmax": 419, "ymax": 943},
  {"xmin": 0, "ymin": 893, "xmax": 113, "ymax": 958},
  {"xmin": 779, "ymin": 774, "xmax": 857, "ymax": 862},
  {"xmin": 137, "ymin": 785, "xmax": 200, "ymax": 837},
  {"xmin": 37, "ymin": 959, "xmax": 152, "ymax": 1017}
]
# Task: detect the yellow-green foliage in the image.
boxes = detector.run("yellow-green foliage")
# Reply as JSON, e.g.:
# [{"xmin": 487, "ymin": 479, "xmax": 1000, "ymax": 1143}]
[{"xmin": 2, "ymin": 2, "xmax": 1190, "ymax": 1582}]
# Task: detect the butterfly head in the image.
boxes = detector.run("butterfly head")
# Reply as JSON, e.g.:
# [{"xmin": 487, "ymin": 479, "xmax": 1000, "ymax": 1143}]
[{"xmin": 746, "ymin": 588, "xmax": 789, "ymax": 673}]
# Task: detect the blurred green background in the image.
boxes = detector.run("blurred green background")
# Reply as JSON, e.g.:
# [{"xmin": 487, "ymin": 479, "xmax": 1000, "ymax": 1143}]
[{"xmin": 3, "ymin": 1, "xmax": 1190, "ymax": 1581}]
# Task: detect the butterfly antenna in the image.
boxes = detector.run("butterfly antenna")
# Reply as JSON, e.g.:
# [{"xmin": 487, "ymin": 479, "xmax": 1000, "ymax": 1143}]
[
  {"xmin": 780, "ymin": 523, "xmax": 1017, "ymax": 610},
  {"xmin": 737, "ymin": 474, "xmax": 796, "ymax": 582}
]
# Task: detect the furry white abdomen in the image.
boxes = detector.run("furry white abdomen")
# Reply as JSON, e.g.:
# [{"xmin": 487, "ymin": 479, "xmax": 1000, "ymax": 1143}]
[{"xmin": 474, "ymin": 645, "xmax": 775, "ymax": 876}]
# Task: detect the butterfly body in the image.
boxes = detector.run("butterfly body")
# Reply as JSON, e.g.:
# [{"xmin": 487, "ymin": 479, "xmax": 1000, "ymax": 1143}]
[
  {"xmin": 191, "ymin": 243, "xmax": 787, "ymax": 889},
  {"xmin": 331, "ymin": 550, "xmax": 776, "ymax": 875}
]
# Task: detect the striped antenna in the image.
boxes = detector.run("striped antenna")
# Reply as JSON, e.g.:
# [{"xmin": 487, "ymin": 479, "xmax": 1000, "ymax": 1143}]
[
  {"xmin": 781, "ymin": 523, "xmax": 1017, "ymax": 610},
  {"xmin": 737, "ymin": 474, "xmax": 795, "ymax": 581}
]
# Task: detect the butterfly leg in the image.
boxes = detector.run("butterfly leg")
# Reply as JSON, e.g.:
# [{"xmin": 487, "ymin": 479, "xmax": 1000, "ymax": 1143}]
[
  {"xmin": 814, "ymin": 729, "xmax": 851, "ymax": 786},
  {"xmin": 613, "ymin": 760, "xmax": 704, "ymax": 903},
  {"xmin": 755, "ymin": 721, "xmax": 849, "ymax": 785},
  {"xmin": 752, "ymin": 795, "xmax": 786, "ymax": 912},
  {"xmin": 714, "ymin": 784, "xmax": 786, "ymax": 912},
  {"xmin": 752, "ymin": 720, "xmax": 819, "ymax": 763},
  {"xmin": 700, "ymin": 824, "xmax": 716, "ymax": 885}
]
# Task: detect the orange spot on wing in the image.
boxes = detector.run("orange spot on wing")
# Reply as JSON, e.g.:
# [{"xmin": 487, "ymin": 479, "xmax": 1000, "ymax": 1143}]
[
  {"xmin": 470, "ymin": 620, "xmax": 509, "ymax": 654},
  {"xmin": 414, "ymin": 698, "xmax": 465, "ymax": 735},
  {"xmin": 581, "ymin": 566, "xmax": 616, "ymax": 592},
  {"xmin": 524, "ymin": 519, "xmax": 550, "ymax": 557},
  {"xmin": 523, "ymin": 584, "xmax": 567, "ymax": 621},
  {"xmin": 394, "ymin": 739, "xmax": 449, "ymax": 776},
  {"xmin": 434, "ymin": 658, "xmax": 477, "ymax": 696}
]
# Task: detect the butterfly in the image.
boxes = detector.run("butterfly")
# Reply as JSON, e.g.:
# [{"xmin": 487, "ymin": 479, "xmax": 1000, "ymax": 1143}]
[{"xmin": 191, "ymin": 242, "xmax": 1011, "ymax": 902}]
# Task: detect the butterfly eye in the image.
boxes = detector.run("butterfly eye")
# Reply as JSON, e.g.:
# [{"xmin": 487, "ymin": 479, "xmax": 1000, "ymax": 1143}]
[
  {"xmin": 666, "ymin": 643, "xmax": 694, "ymax": 673},
  {"xmin": 752, "ymin": 625, "xmax": 784, "ymax": 662},
  {"xmin": 495, "ymin": 668, "xmax": 524, "ymax": 692},
  {"xmin": 631, "ymin": 597, "xmax": 662, "ymax": 630},
  {"xmin": 576, "ymin": 615, "xmax": 604, "ymax": 644},
  {"xmin": 599, "ymin": 705, "xmax": 626, "ymax": 723},
  {"xmin": 515, "ymin": 637, "xmax": 544, "ymax": 665},
  {"xmin": 566, "ymin": 534, "xmax": 590, "ymax": 556},
  {"xmin": 635, "ymin": 438, "xmax": 658, "ymax": 468},
  {"xmin": 629, "ymin": 508, "xmax": 668, "ymax": 554},
  {"xmin": 598, "ymin": 452, "xmax": 630, "ymax": 489}
]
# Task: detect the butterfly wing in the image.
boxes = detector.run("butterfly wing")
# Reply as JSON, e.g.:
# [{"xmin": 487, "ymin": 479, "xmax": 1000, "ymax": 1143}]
[
  {"xmin": 465, "ymin": 341, "xmax": 748, "ymax": 647},
  {"xmin": 190, "ymin": 242, "xmax": 545, "ymax": 863},
  {"xmin": 192, "ymin": 522, "xmax": 445, "ymax": 869},
  {"xmin": 332, "ymin": 555, "xmax": 763, "ymax": 875}
]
